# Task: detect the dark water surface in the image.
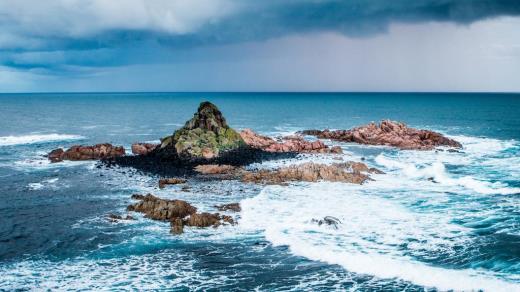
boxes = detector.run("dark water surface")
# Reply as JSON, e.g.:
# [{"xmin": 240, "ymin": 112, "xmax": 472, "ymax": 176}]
[{"xmin": 0, "ymin": 93, "xmax": 519, "ymax": 291}]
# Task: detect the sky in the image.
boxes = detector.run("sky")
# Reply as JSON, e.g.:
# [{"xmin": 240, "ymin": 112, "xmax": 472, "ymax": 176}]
[{"xmin": 1, "ymin": 0, "xmax": 520, "ymax": 92}]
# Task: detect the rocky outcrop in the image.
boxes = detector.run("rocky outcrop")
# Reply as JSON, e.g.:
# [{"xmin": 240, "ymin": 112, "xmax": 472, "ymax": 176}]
[
  {"xmin": 185, "ymin": 212, "xmax": 234, "ymax": 227},
  {"xmin": 109, "ymin": 102, "xmax": 297, "ymax": 175},
  {"xmin": 107, "ymin": 213, "xmax": 134, "ymax": 222},
  {"xmin": 131, "ymin": 143, "xmax": 157, "ymax": 155},
  {"xmin": 192, "ymin": 162, "xmax": 381, "ymax": 184},
  {"xmin": 127, "ymin": 194, "xmax": 235, "ymax": 234},
  {"xmin": 312, "ymin": 216, "xmax": 341, "ymax": 229},
  {"xmin": 158, "ymin": 102, "xmax": 245, "ymax": 159},
  {"xmin": 127, "ymin": 194, "xmax": 197, "ymax": 221},
  {"xmin": 215, "ymin": 203, "xmax": 241, "ymax": 212},
  {"xmin": 301, "ymin": 120, "xmax": 462, "ymax": 150},
  {"xmin": 158, "ymin": 178, "xmax": 187, "ymax": 189},
  {"xmin": 240, "ymin": 129, "xmax": 342, "ymax": 154},
  {"xmin": 48, "ymin": 143, "xmax": 125, "ymax": 162},
  {"xmin": 194, "ymin": 164, "xmax": 238, "ymax": 175},
  {"xmin": 241, "ymin": 162, "xmax": 376, "ymax": 184}
]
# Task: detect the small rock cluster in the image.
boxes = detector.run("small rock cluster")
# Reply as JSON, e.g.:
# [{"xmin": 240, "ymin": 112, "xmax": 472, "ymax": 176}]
[{"xmin": 127, "ymin": 194, "xmax": 235, "ymax": 234}]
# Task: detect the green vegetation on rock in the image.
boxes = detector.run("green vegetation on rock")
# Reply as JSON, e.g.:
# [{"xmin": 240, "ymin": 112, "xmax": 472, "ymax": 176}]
[{"xmin": 160, "ymin": 101, "xmax": 245, "ymax": 159}]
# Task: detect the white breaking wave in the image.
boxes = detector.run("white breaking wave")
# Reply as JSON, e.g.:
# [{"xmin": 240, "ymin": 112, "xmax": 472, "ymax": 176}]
[
  {"xmin": 373, "ymin": 134, "xmax": 520, "ymax": 195},
  {"xmin": 0, "ymin": 134, "xmax": 84, "ymax": 146},
  {"xmin": 27, "ymin": 178, "xmax": 59, "ymax": 190},
  {"xmin": 375, "ymin": 155, "xmax": 520, "ymax": 195},
  {"xmin": 239, "ymin": 183, "xmax": 520, "ymax": 292}
]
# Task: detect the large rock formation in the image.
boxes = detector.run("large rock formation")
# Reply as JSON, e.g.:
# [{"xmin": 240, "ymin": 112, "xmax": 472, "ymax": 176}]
[
  {"xmin": 48, "ymin": 143, "xmax": 125, "ymax": 162},
  {"xmin": 127, "ymin": 193, "xmax": 235, "ymax": 234},
  {"xmin": 109, "ymin": 102, "xmax": 298, "ymax": 175},
  {"xmin": 159, "ymin": 102, "xmax": 245, "ymax": 159},
  {"xmin": 241, "ymin": 162, "xmax": 378, "ymax": 184},
  {"xmin": 240, "ymin": 129, "xmax": 342, "ymax": 154},
  {"xmin": 301, "ymin": 120, "xmax": 462, "ymax": 150}
]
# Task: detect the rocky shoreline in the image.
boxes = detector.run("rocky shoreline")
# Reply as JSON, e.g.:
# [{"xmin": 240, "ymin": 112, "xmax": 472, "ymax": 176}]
[
  {"xmin": 300, "ymin": 120, "xmax": 461, "ymax": 150},
  {"xmin": 45, "ymin": 101, "xmax": 462, "ymax": 235}
]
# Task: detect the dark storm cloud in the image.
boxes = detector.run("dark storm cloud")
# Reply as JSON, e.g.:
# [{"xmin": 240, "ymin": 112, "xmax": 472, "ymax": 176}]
[{"xmin": 0, "ymin": 0, "xmax": 519, "ymax": 70}]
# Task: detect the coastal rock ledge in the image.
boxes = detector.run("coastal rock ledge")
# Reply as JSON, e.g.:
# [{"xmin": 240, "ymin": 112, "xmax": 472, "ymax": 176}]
[
  {"xmin": 48, "ymin": 143, "xmax": 125, "ymax": 163},
  {"xmin": 240, "ymin": 129, "xmax": 342, "ymax": 154},
  {"xmin": 301, "ymin": 120, "xmax": 461, "ymax": 150}
]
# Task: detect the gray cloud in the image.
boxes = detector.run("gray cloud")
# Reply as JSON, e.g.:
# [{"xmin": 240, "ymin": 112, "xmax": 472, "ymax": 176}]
[
  {"xmin": 2, "ymin": 0, "xmax": 520, "ymax": 51},
  {"xmin": 0, "ymin": 0, "xmax": 519, "ymax": 91}
]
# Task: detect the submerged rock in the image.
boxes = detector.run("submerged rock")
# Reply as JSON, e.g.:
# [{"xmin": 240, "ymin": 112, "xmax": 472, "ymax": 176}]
[
  {"xmin": 131, "ymin": 143, "xmax": 158, "ymax": 155},
  {"xmin": 48, "ymin": 143, "xmax": 125, "ymax": 162},
  {"xmin": 158, "ymin": 178, "xmax": 187, "ymax": 189},
  {"xmin": 240, "ymin": 129, "xmax": 342, "ymax": 154},
  {"xmin": 241, "ymin": 162, "xmax": 375, "ymax": 184},
  {"xmin": 107, "ymin": 213, "xmax": 135, "ymax": 222},
  {"xmin": 158, "ymin": 101, "xmax": 245, "ymax": 159},
  {"xmin": 312, "ymin": 216, "xmax": 342, "ymax": 229},
  {"xmin": 301, "ymin": 120, "xmax": 462, "ymax": 150},
  {"xmin": 215, "ymin": 203, "xmax": 241, "ymax": 212}
]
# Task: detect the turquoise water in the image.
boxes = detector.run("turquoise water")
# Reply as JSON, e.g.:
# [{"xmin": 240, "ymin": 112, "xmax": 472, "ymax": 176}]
[{"xmin": 0, "ymin": 93, "xmax": 519, "ymax": 291}]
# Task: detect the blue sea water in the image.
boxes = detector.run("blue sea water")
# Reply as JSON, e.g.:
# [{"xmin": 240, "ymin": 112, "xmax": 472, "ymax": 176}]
[{"xmin": 0, "ymin": 92, "xmax": 519, "ymax": 291}]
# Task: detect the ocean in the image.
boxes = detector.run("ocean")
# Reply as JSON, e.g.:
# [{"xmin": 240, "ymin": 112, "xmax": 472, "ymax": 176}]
[{"xmin": 0, "ymin": 92, "xmax": 519, "ymax": 291}]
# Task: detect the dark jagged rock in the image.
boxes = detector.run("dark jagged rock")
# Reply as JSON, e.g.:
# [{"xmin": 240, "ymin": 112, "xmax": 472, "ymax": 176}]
[
  {"xmin": 301, "ymin": 120, "xmax": 462, "ymax": 150},
  {"xmin": 107, "ymin": 213, "xmax": 134, "ymax": 222},
  {"xmin": 48, "ymin": 143, "xmax": 125, "ymax": 162},
  {"xmin": 108, "ymin": 144, "xmax": 296, "ymax": 177},
  {"xmin": 312, "ymin": 216, "xmax": 342, "ymax": 229},
  {"xmin": 158, "ymin": 178, "xmax": 187, "ymax": 189},
  {"xmin": 215, "ymin": 203, "xmax": 241, "ymax": 212}
]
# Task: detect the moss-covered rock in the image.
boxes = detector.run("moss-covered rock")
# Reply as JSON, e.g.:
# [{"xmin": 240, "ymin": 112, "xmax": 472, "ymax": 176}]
[{"xmin": 160, "ymin": 101, "xmax": 245, "ymax": 159}]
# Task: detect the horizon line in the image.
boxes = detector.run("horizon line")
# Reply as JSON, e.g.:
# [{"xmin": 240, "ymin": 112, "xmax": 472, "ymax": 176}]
[{"xmin": 1, "ymin": 91, "xmax": 519, "ymax": 95}]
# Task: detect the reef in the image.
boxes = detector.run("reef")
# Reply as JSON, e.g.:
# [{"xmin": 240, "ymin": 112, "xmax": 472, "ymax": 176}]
[
  {"xmin": 47, "ymin": 143, "xmax": 125, "ymax": 163},
  {"xmin": 301, "ymin": 120, "xmax": 461, "ymax": 150}
]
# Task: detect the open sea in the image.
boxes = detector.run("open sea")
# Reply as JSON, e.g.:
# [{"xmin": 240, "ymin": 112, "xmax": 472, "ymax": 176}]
[{"xmin": 0, "ymin": 92, "xmax": 519, "ymax": 291}]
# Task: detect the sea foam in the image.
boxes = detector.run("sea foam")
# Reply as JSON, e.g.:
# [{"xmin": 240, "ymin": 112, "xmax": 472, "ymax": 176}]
[
  {"xmin": 239, "ymin": 183, "xmax": 520, "ymax": 291},
  {"xmin": 0, "ymin": 134, "xmax": 84, "ymax": 146},
  {"xmin": 373, "ymin": 135, "xmax": 520, "ymax": 195}
]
